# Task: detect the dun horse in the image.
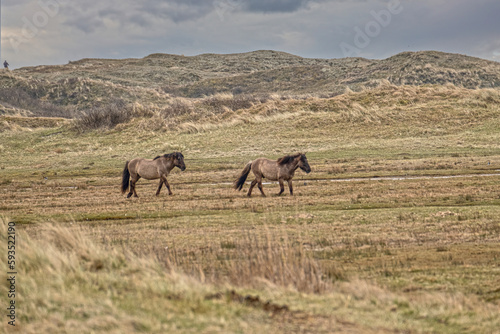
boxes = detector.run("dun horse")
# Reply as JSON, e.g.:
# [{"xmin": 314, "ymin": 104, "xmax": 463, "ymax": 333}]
[
  {"xmin": 234, "ymin": 153, "xmax": 311, "ymax": 197},
  {"xmin": 121, "ymin": 152, "xmax": 186, "ymax": 198}
]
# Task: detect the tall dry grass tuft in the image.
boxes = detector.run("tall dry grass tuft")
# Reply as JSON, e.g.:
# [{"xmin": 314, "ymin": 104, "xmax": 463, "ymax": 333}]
[
  {"xmin": 225, "ymin": 229, "xmax": 331, "ymax": 294},
  {"xmin": 153, "ymin": 227, "xmax": 334, "ymax": 294},
  {"xmin": 154, "ymin": 93, "xmax": 282, "ymax": 132},
  {"xmin": 73, "ymin": 98, "xmax": 134, "ymax": 132},
  {"xmin": 0, "ymin": 218, "xmax": 207, "ymax": 334},
  {"xmin": 201, "ymin": 93, "xmax": 272, "ymax": 113},
  {"xmin": 161, "ymin": 97, "xmax": 195, "ymax": 117}
]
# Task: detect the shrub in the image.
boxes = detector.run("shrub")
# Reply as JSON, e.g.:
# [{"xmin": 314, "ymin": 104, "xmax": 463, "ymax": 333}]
[
  {"xmin": 73, "ymin": 99, "xmax": 133, "ymax": 132},
  {"xmin": 161, "ymin": 98, "xmax": 194, "ymax": 118},
  {"xmin": 0, "ymin": 87, "xmax": 75, "ymax": 118}
]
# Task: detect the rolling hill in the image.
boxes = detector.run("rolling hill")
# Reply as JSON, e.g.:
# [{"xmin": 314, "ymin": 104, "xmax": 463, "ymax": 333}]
[{"xmin": 1, "ymin": 50, "xmax": 499, "ymax": 117}]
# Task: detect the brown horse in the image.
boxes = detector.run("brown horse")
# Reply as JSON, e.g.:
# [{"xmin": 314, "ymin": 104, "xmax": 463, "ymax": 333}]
[
  {"xmin": 234, "ymin": 153, "xmax": 311, "ymax": 197},
  {"xmin": 121, "ymin": 152, "xmax": 186, "ymax": 198}
]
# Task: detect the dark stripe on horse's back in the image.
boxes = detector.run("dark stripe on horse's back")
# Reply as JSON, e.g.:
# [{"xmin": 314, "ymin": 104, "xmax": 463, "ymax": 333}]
[
  {"xmin": 277, "ymin": 153, "xmax": 301, "ymax": 165},
  {"xmin": 155, "ymin": 152, "xmax": 184, "ymax": 160}
]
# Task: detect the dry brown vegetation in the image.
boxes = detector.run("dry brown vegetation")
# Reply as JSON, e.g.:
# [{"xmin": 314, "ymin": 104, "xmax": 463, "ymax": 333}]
[
  {"xmin": 1, "ymin": 51, "xmax": 500, "ymax": 333},
  {"xmin": 2, "ymin": 50, "xmax": 500, "ymax": 113}
]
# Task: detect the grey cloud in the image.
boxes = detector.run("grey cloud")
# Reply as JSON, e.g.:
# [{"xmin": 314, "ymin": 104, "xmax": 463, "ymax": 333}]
[
  {"xmin": 242, "ymin": 0, "xmax": 314, "ymax": 13},
  {"xmin": 138, "ymin": 1, "xmax": 214, "ymax": 23},
  {"xmin": 59, "ymin": 2, "xmax": 109, "ymax": 33},
  {"xmin": 132, "ymin": 0, "xmax": 323, "ymax": 23},
  {"xmin": 4, "ymin": 0, "xmax": 500, "ymax": 68},
  {"xmin": 58, "ymin": 0, "xmax": 215, "ymax": 32},
  {"xmin": 59, "ymin": 0, "xmax": 326, "ymax": 33}
]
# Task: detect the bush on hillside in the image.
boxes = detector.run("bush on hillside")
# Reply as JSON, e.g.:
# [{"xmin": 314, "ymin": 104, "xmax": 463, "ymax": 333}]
[
  {"xmin": 74, "ymin": 99, "xmax": 133, "ymax": 132},
  {"xmin": 161, "ymin": 98, "xmax": 194, "ymax": 118},
  {"xmin": 0, "ymin": 87, "xmax": 75, "ymax": 118}
]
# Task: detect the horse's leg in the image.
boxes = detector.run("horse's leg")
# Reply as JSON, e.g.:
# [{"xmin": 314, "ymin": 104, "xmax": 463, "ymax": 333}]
[
  {"xmin": 278, "ymin": 179, "xmax": 285, "ymax": 196},
  {"xmin": 257, "ymin": 177, "xmax": 266, "ymax": 197},
  {"xmin": 127, "ymin": 176, "xmax": 135, "ymax": 198},
  {"xmin": 287, "ymin": 180, "xmax": 293, "ymax": 195},
  {"xmin": 155, "ymin": 179, "xmax": 163, "ymax": 196},
  {"xmin": 129, "ymin": 175, "xmax": 140, "ymax": 198},
  {"xmin": 163, "ymin": 176, "xmax": 173, "ymax": 195},
  {"xmin": 247, "ymin": 179, "xmax": 257, "ymax": 197}
]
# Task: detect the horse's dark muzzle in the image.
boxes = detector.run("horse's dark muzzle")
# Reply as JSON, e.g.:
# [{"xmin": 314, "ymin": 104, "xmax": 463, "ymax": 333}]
[
  {"xmin": 301, "ymin": 166, "xmax": 311, "ymax": 174},
  {"xmin": 180, "ymin": 166, "xmax": 186, "ymax": 171}
]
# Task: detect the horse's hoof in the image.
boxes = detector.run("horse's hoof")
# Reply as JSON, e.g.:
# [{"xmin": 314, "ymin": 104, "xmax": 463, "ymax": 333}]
[{"xmin": 127, "ymin": 193, "xmax": 132, "ymax": 198}]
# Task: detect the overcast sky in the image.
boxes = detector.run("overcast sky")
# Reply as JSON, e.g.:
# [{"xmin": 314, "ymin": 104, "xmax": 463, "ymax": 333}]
[{"xmin": 1, "ymin": 0, "xmax": 499, "ymax": 69}]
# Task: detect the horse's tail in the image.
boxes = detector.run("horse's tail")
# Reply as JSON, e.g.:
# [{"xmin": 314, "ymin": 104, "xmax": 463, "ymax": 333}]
[
  {"xmin": 234, "ymin": 161, "xmax": 252, "ymax": 191},
  {"xmin": 121, "ymin": 161, "xmax": 130, "ymax": 194}
]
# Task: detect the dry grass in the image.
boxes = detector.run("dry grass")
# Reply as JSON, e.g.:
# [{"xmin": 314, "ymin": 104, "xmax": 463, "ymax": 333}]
[
  {"xmin": 160, "ymin": 228, "xmax": 331, "ymax": 294},
  {"xmin": 73, "ymin": 99, "xmax": 135, "ymax": 132},
  {"xmin": 2, "ymin": 189, "xmax": 499, "ymax": 334},
  {"xmin": 2, "ymin": 50, "xmax": 500, "ymax": 333},
  {"xmin": 2, "ymin": 81, "xmax": 500, "ymax": 332},
  {"xmin": 3, "ymin": 50, "xmax": 499, "ymax": 115},
  {"xmin": 155, "ymin": 93, "xmax": 280, "ymax": 131},
  {"xmin": 0, "ymin": 86, "xmax": 75, "ymax": 118},
  {"xmin": 126, "ymin": 83, "xmax": 500, "ymax": 135}
]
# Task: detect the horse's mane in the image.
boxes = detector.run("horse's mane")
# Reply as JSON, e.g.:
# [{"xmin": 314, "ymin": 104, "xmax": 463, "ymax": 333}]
[
  {"xmin": 153, "ymin": 152, "xmax": 184, "ymax": 161},
  {"xmin": 277, "ymin": 153, "xmax": 302, "ymax": 165}
]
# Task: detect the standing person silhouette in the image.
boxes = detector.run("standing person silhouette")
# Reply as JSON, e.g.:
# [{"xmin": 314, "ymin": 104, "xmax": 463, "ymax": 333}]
[{"xmin": 3, "ymin": 60, "xmax": 9, "ymax": 69}]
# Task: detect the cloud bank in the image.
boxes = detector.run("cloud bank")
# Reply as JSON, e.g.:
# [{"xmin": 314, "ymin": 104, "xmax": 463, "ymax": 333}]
[{"xmin": 1, "ymin": 0, "xmax": 499, "ymax": 68}]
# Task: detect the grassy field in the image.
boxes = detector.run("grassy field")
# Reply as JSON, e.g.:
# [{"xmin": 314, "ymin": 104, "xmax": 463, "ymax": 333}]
[{"xmin": 1, "ymin": 84, "xmax": 500, "ymax": 333}]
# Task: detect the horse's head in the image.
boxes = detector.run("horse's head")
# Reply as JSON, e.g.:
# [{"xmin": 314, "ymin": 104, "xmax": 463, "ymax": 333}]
[
  {"xmin": 174, "ymin": 152, "xmax": 186, "ymax": 171},
  {"xmin": 298, "ymin": 153, "xmax": 311, "ymax": 174}
]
